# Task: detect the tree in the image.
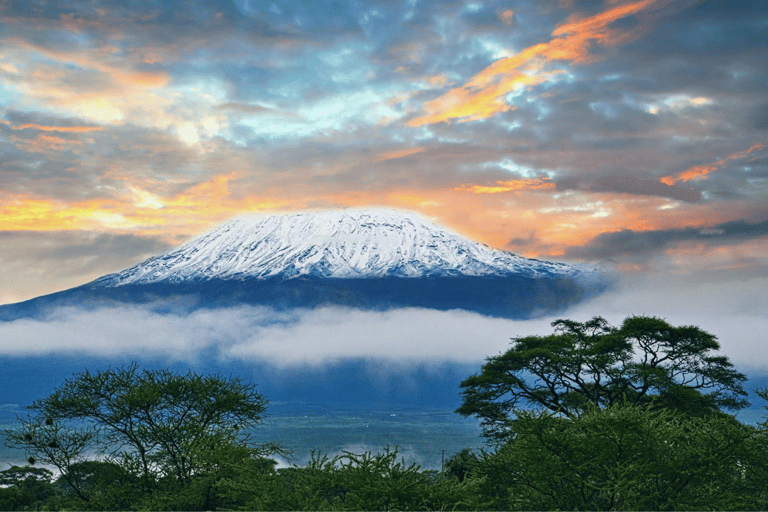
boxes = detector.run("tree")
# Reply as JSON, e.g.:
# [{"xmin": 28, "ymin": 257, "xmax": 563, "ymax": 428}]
[
  {"xmin": 457, "ymin": 316, "xmax": 748, "ymax": 440},
  {"xmin": 442, "ymin": 448, "xmax": 478, "ymax": 483},
  {"xmin": 0, "ymin": 465, "xmax": 57, "ymax": 510},
  {"xmin": 5, "ymin": 412, "xmax": 95, "ymax": 501},
  {"xmin": 241, "ymin": 447, "xmax": 481, "ymax": 511},
  {"xmin": 6, "ymin": 363, "xmax": 271, "ymax": 506},
  {"xmin": 0, "ymin": 465, "xmax": 53, "ymax": 488},
  {"xmin": 473, "ymin": 403, "xmax": 761, "ymax": 510}
]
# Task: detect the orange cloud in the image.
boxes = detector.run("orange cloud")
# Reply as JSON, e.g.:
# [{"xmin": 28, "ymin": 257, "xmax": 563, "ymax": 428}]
[
  {"xmin": 12, "ymin": 123, "xmax": 103, "ymax": 132},
  {"xmin": 374, "ymin": 147, "xmax": 426, "ymax": 163},
  {"xmin": 0, "ymin": 173, "xmax": 303, "ymax": 245},
  {"xmin": 428, "ymin": 75, "xmax": 448, "ymax": 88},
  {"xmin": 735, "ymin": 143, "xmax": 765, "ymax": 159},
  {"xmin": 9, "ymin": 37, "xmax": 170, "ymax": 89},
  {"xmin": 165, "ymin": 174, "xmax": 234, "ymax": 208},
  {"xmin": 4, "ymin": 37, "xmax": 175, "ymax": 127},
  {"xmin": 0, "ymin": 194, "xmax": 119, "ymax": 231},
  {"xmin": 140, "ymin": 52, "xmax": 164, "ymax": 64},
  {"xmin": 550, "ymin": 0, "xmax": 654, "ymax": 61},
  {"xmin": 454, "ymin": 178, "xmax": 556, "ymax": 194},
  {"xmin": 676, "ymin": 164, "xmax": 716, "ymax": 183},
  {"xmin": 12, "ymin": 133, "xmax": 85, "ymax": 153},
  {"xmin": 0, "ymin": 62, "xmax": 20, "ymax": 74},
  {"xmin": 4, "ymin": 167, "xmax": 759, "ymax": 268},
  {"xmin": 661, "ymin": 143, "xmax": 766, "ymax": 185},
  {"xmin": 387, "ymin": 192, "xmax": 440, "ymax": 208},
  {"xmin": 659, "ymin": 176, "xmax": 675, "ymax": 186},
  {"xmin": 498, "ymin": 9, "xmax": 514, "ymax": 25},
  {"xmin": 408, "ymin": 0, "xmax": 661, "ymax": 126}
]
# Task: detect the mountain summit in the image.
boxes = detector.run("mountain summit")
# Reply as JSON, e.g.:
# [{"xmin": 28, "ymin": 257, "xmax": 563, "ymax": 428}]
[
  {"xmin": 2, "ymin": 208, "xmax": 605, "ymax": 320},
  {"xmin": 94, "ymin": 208, "xmax": 586, "ymax": 286}
]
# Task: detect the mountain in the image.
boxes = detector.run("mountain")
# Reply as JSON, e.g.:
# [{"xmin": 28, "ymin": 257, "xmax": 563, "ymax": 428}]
[
  {"xmin": 0, "ymin": 208, "xmax": 608, "ymax": 416},
  {"xmin": 0, "ymin": 208, "xmax": 606, "ymax": 320},
  {"xmin": 95, "ymin": 208, "xmax": 590, "ymax": 283}
]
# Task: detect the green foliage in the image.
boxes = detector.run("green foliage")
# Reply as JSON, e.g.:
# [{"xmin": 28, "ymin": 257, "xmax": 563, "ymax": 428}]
[
  {"xmin": 474, "ymin": 403, "xmax": 764, "ymax": 510},
  {"xmin": 0, "ymin": 465, "xmax": 53, "ymax": 488},
  {"xmin": 443, "ymin": 447, "xmax": 477, "ymax": 483},
  {"xmin": 5, "ymin": 363, "xmax": 271, "ymax": 507},
  {"xmin": 52, "ymin": 460, "xmax": 140, "ymax": 510},
  {"xmin": 0, "ymin": 465, "xmax": 58, "ymax": 511},
  {"xmin": 236, "ymin": 447, "xmax": 483, "ymax": 511},
  {"xmin": 143, "ymin": 437, "xmax": 283, "ymax": 511},
  {"xmin": 1, "ymin": 337, "xmax": 766, "ymax": 511},
  {"xmin": 4, "ymin": 413, "xmax": 95, "ymax": 501},
  {"xmin": 457, "ymin": 315, "xmax": 748, "ymax": 440}
]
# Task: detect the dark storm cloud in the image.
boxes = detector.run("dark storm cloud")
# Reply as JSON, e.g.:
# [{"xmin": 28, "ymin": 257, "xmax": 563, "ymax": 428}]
[
  {"xmin": 573, "ymin": 0, "xmax": 768, "ymax": 141},
  {"xmin": 743, "ymin": 102, "xmax": 768, "ymax": 132},
  {"xmin": 0, "ymin": 0, "xmax": 286, "ymax": 44},
  {"xmin": 634, "ymin": 0, "xmax": 768, "ymax": 63},
  {"xmin": 232, "ymin": 0, "xmax": 364, "ymax": 38},
  {"xmin": 1, "ymin": 110, "xmax": 103, "ymax": 131},
  {"xmin": 566, "ymin": 216, "xmax": 768, "ymax": 260},
  {"xmin": 556, "ymin": 175, "xmax": 703, "ymax": 203}
]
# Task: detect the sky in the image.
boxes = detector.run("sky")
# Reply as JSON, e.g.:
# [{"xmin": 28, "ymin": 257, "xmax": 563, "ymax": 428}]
[{"xmin": 0, "ymin": 0, "xmax": 766, "ymax": 372}]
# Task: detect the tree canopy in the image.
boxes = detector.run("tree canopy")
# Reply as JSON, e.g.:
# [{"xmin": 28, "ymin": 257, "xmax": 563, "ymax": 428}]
[
  {"xmin": 2, "ymin": 322, "xmax": 766, "ymax": 511},
  {"xmin": 6, "ymin": 363, "xmax": 272, "ymax": 507},
  {"xmin": 471, "ymin": 402, "xmax": 765, "ymax": 511},
  {"xmin": 456, "ymin": 316, "xmax": 748, "ymax": 440}
]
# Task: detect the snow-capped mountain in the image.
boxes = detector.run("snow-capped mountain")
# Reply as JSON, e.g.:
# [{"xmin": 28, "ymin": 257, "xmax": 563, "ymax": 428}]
[
  {"xmin": 93, "ymin": 208, "xmax": 588, "ymax": 286},
  {"xmin": 0, "ymin": 208, "xmax": 606, "ymax": 320}
]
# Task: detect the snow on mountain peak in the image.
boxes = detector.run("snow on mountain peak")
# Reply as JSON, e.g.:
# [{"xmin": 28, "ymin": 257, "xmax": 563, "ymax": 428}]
[{"xmin": 94, "ymin": 208, "xmax": 587, "ymax": 286}]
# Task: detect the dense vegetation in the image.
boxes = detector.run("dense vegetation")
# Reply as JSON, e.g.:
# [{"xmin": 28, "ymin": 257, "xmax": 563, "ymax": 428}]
[{"xmin": 3, "ymin": 316, "xmax": 768, "ymax": 510}]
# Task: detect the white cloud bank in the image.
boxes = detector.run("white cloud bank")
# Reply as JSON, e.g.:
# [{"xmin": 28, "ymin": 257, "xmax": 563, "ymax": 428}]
[
  {"xmin": 0, "ymin": 271, "xmax": 766, "ymax": 373},
  {"xmin": 0, "ymin": 304, "xmax": 516, "ymax": 365}
]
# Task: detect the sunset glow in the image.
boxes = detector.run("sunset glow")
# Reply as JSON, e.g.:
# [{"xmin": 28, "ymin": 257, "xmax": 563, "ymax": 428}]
[{"xmin": 0, "ymin": 0, "xmax": 766, "ymax": 305}]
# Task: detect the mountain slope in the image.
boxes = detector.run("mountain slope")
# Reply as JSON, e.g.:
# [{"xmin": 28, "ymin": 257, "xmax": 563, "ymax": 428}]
[
  {"xmin": 93, "ymin": 209, "xmax": 589, "ymax": 286},
  {"xmin": 1, "ymin": 208, "xmax": 606, "ymax": 320}
]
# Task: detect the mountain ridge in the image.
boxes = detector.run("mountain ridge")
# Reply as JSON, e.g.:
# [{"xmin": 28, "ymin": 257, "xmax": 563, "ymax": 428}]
[
  {"xmin": 0, "ymin": 208, "xmax": 607, "ymax": 320},
  {"xmin": 92, "ymin": 208, "xmax": 593, "ymax": 286}
]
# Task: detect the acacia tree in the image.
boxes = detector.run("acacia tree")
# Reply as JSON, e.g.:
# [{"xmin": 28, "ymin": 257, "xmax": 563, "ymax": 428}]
[
  {"xmin": 457, "ymin": 316, "xmax": 748, "ymax": 440},
  {"xmin": 6, "ymin": 363, "xmax": 271, "ymax": 504},
  {"xmin": 5, "ymin": 414, "xmax": 95, "ymax": 500}
]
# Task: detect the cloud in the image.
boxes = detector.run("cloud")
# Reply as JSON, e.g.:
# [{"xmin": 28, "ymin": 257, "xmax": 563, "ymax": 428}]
[
  {"xmin": 10, "ymin": 123, "xmax": 103, "ymax": 133},
  {"xmin": 373, "ymin": 147, "xmax": 426, "ymax": 163},
  {"xmin": 214, "ymin": 102, "xmax": 282, "ymax": 115},
  {"xmin": 0, "ymin": 305, "xmax": 516, "ymax": 364},
  {"xmin": 566, "ymin": 216, "xmax": 768, "ymax": 260},
  {"xmin": 559, "ymin": 271, "xmax": 768, "ymax": 374},
  {"xmin": 0, "ymin": 230, "xmax": 171, "ymax": 305},
  {"xmin": 0, "ymin": 0, "xmax": 766, "ymax": 328},
  {"xmin": 407, "ymin": 0, "xmax": 673, "ymax": 126},
  {"xmin": 0, "ymin": 173, "xmax": 293, "ymax": 235},
  {"xmin": 661, "ymin": 143, "xmax": 766, "ymax": 185},
  {"xmin": 556, "ymin": 174, "xmax": 703, "ymax": 203},
  {"xmin": 222, "ymin": 307, "xmax": 517, "ymax": 365},
  {"xmin": 454, "ymin": 178, "xmax": 555, "ymax": 194},
  {"xmin": 0, "ymin": 265, "xmax": 765, "ymax": 375},
  {"xmin": 3, "ymin": 36, "xmax": 172, "ymax": 126}
]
